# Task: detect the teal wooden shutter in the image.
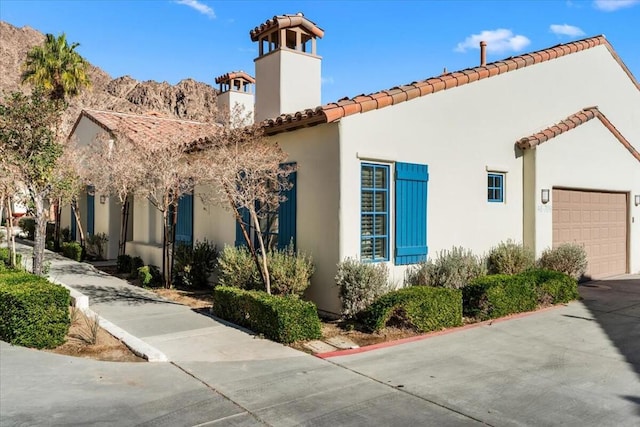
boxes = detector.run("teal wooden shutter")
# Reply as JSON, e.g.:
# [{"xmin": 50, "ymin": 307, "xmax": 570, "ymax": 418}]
[
  {"xmin": 395, "ymin": 162, "xmax": 428, "ymax": 265},
  {"xmin": 70, "ymin": 206, "xmax": 77, "ymax": 241},
  {"xmin": 235, "ymin": 207, "xmax": 251, "ymax": 247},
  {"xmin": 278, "ymin": 169, "xmax": 297, "ymax": 249},
  {"xmin": 175, "ymin": 194, "xmax": 193, "ymax": 247},
  {"xmin": 87, "ymin": 189, "xmax": 95, "ymax": 237}
]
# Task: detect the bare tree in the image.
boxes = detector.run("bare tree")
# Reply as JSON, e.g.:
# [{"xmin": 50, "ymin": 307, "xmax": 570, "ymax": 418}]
[
  {"xmin": 199, "ymin": 114, "xmax": 295, "ymax": 295},
  {"xmin": 76, "ymin": 133, "xmax": 144, "ymax": 257}
]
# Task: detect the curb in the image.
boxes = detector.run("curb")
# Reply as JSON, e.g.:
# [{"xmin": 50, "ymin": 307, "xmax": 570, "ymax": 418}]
[{"xmin": 315, "ymin": 304, "xmax": 566, "ymax": 359}]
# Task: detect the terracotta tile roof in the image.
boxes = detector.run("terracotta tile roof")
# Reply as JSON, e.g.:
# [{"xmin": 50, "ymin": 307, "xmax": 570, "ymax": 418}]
[
  {"xmin": 250, "ymin": 13, "xmax": 324, "ymax": 42},
  {"xmin": 69, "ymin": 109, "xmax": 220, "ymax": 147},
  {"xmin": 263, "ymin": 35, "xmax": 639, "ymax": 135},
  {"xmin": 517, "ymin": 107, "xmax": 640, "ymax": 162},
  {"xmin": 215, "ymin": 71, "xmax": 255, "ymax": 85}
]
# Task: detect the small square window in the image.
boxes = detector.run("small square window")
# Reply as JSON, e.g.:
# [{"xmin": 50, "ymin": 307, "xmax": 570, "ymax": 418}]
[{"xmin": 487, "ymin": 173, "xmax": 504, "ymax": 203}]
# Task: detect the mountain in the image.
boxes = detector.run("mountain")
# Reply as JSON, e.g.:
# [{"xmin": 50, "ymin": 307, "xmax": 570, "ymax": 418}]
[{"xmin": 0, "ymin": 21, "xmax": 219, "ymax": 137}]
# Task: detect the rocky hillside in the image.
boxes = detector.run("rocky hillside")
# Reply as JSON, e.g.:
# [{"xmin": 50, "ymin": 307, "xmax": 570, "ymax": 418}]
[{"xmin": 0, "ymin": 21, "xmax": 219, "ymax": 137}]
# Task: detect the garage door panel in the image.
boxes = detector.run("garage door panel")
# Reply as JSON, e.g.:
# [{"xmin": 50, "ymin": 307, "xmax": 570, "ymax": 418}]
[{"xmin": 552, "ymin": 189, "xmax": 627, "ymax": 279}]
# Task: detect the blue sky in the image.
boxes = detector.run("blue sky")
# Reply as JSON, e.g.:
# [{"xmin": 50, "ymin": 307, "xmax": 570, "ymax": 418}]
[{"xmin": 2, "ymin": 0, "xmax": 638, "ymax": 104}]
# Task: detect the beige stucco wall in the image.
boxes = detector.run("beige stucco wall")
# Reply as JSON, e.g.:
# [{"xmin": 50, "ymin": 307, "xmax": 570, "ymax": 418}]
[
  {"xmin": 335, "ymin": 43, "xmax": 639, "ymax": 289},
  {"xmin": 532, "ymin": 120, "xmax": 640, "ymax": 273},
  {"xmin": 271, "ymin": 123, "xmax": 341, "ymax": 314},
  {"xmin": 217, "ymin": 90, "xmax": 255, "ymax": 122},
  {"xmin": 193, "ymin": 185, "xmax": 236, "ymax": 248},
  {"xmin": 128, "ymin": 196, "xmax": 163, "ymax": 266},
  {"xmin": 255, "ymin": 49, "xmax": 321, "ymax": 122}
]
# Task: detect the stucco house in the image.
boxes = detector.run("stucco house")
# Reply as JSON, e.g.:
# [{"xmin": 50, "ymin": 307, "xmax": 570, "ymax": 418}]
[{"xmin": 67, "ymin": 13, "xmax": 640, "ymax": 315}]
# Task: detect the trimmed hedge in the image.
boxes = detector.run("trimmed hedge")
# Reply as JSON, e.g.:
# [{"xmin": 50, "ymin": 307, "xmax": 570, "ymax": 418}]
[
  {"xmin": 463, "ymin": 270, "xmax": 578, "ymax": 320},
  {"xmin": 61, "ymin": 242, "xmax": 83, "ymax": 262},
  {"xmin": 0, "ymin": 270, "xmax": 70, "ymax": 349},
  {"xmin": 364, "ymin": 286, "xmax": 463, "ymax": 333},
  {"xmin": 521, "ymin": 269, "xmax": 579, "ymax": 304},
  {"xmin": 212, "ymin": 286, "xmax": 322, "ymax": 344},
  {"xmin": 0, "ymin": 247, "xmax": 22, "ymax": 269}
]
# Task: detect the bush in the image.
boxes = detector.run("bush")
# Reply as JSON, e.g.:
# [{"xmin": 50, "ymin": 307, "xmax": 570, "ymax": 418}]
[
  {"xmin": 212, "ymin": 286, "xmax": 322, "ymax": 344},
  {"xmin": 463, "ymin": 274, "xmax": 538, "ymax": 320},
  {"xmin": 268, "ymin": 244, "xmax": 314, "ymax": 296},
  {"xmin": 0, "ymin": 247, "xmax": 22, "ymax": 269},
  {"xmin": 487, "ymin": 240, "xmax": 534, "ymax": 275},
  {"xmin": 537, "ymin": 243, "xmax": 587, "ymax": 280},
  {"xmin": 117, "ymin": 254, "xmax": 132, "ymax": 274},
  {"xmin": 405, "ymin": 247, "xmax": 486, "ymax": 289},
  {"xmin": 217, "ymin": 246, "xmax": 260, "ymax": 289},
  {"xmin": 61, "ymin": 242, "xmax": 83, "ymax": 262},
  {"xmin": 335, "ymin": 258, "xmax": 391, "ymax": 318},
  {"xmin": 85, "ymin": 232, "xmax": 109, "ymax": 260},
  {"xmin": 520, "ymin": 269, "xmax": 579, "ymax": 304},
  {"xmin": 173, "ymin": 239, "xmax": 219, "ymax": 288},
  {"xmin": 0, "ymin": 271, "xmax": 70, "ymax": 349},
  {"xmin": 129, "ymin": 256, "xmax": 144, "ymax": 278},
  {"xmin": 61, "ymin": 227, "xmax": 71, "ymax": 243},
  {"xmin": 364, "ymin": 286, "xmax": 463, "ymax": 333},
  {"xmin": 138, "ymin": 265, "xmax": 161, "ymax": 287},
  {"xmin": 18, "ymin": 217, "xmax": 35, "ymax": 240}
]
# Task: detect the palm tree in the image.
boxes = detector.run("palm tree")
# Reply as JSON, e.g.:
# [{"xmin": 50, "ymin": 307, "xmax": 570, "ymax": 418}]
[
  {"xmin": 21, "ymin": 33, "xmax": 91, "ymax": 259},
  {"xmin": 21, "ymin": 33, "xmax": 91, "ymax": 102}
]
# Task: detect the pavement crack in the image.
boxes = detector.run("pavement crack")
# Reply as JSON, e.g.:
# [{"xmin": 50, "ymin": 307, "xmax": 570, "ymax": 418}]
[{"xmin": 170, "ymin": 362, "xmax": 271, "ymax": 427}]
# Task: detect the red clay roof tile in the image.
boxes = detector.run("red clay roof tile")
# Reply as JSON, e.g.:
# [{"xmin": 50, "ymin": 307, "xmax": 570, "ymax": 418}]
[{"xmin": 250, "ymin": 14, "xmax": 324, "ymax": 41}]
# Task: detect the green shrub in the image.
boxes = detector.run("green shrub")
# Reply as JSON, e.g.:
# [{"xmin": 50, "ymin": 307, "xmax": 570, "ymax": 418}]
[
  {"xmin": 335, "ymin": 258, "xmax": 391, "ymax": 318},
  {"xmin": 18, "ymin": 217, "xmax": 35, "ymax": 240},
  {"xmin": 0, "ymin": 247, "xmax": 22, "ymax": 269},
  {"xmin": 364, "ymin": 286, "xmax": 463, "ymax": 333},
  {"xmin": 217, "ymin": 246, "xmax": 260, "ymax": 289},
  {"xmin": 212, "ymin": 286, "xmax": 321, "ymax": 344},
  {"xmin": 0, "ymin": 271, "xmax": 70, "ymax": 348},
  {"xmin": 85, "ymin": 232, "xmax": 109, "ymax": 260},
  {"xmin": 173, "ymin": 240, "xmax": 218, "ymax": 288},
  {"xmin": 61, "ymin": 227, "xmax": 71, "ymax": 243},
  {"xmin": 520, "ymin": 269, "xmax": 579, "ymax": 304},
  {"xmin": 129, "ymin": 256, "xmax": 144, "ymax": 278},
  {"xmin": 61, "ymin": 242, "xmax": 83, "ymax": 262},
  {"xmin": 487, "ymin": 240, "xmax": 534, "ymax": 275},
  {"xmin": 406, "ymin": 247, "xmax": 486, "ymax": 289},
  {"xmin": 537, "ymin": 243, "xmax": 588, "ymax": 280},
  {"xmin": 268, "ymin": 244, "xmax": 314, "ymax": 296},
  {"xmin": 117, "ymin": 254, "xmax": 132, "ymax": 274},
  {"xmin": 138, "ymin": 265, "xmax": 161, "ymax": 287},
  {"xmin": 463, "ymin": 274, "xmax": 537, "ymax": 320}
]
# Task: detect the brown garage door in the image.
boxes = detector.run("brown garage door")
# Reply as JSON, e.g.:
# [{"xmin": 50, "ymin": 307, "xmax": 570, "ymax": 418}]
[{"xmin": 552, "ymin": 189, "xmax": 627, "ymax": 279}]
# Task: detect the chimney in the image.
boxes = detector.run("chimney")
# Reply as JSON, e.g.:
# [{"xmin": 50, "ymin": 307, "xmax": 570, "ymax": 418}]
[
  {"xmin": 215, "ymin": 71, "xmax": 255, "ymax": 125},
  {"xmin": 480, "ymin": 41, "xmax": 487, "ymax": 66},
  {"xmin": 251, "ymin": 13, "xmax": 324, "ymax": 122}
]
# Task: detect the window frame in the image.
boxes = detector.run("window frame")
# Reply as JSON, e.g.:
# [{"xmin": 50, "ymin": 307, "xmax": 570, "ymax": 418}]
[
  {"xmin": 487, "ymin": 172, "xmax": 505, "ymax": 203},
  {"xmin": 360, "ymin": 163, "xmax": 390, "ymax": 262}
]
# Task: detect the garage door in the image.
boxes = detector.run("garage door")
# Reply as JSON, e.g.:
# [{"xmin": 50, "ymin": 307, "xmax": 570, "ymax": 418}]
[{"xmin": 553, "ymin": 189, "xmax": 627, "ymax": 279}]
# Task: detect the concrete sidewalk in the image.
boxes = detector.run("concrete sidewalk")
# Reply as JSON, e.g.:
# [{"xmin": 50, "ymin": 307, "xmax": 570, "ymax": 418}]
[{"xmin": 11, "ymin": 241, "xmax": 302, "ymax": 363}]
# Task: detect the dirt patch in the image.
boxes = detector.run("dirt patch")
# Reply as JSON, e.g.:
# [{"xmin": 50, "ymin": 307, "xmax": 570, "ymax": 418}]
[
  {"xmin": 47, "ymin": 308, "xmax": 145, "ymax": 362},
  {"xmin": 152, "ymin": 288, "xmax": 213, "ymax": 310}
]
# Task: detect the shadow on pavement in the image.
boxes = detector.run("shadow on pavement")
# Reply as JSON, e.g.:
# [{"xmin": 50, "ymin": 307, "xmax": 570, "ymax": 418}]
[{"xmin": 578, "ymin": 276, "xmax": 640, "ymax": 416}]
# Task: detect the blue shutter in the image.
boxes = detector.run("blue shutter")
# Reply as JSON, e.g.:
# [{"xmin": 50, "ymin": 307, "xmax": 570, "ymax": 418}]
[
  {"xmin": 175, "ymin": 194, "xmax": 193, "ymax": 247},
  {"xmin": 278, "ymin": 170, "xmax": 297, "ymax": 249},
  {"xmin": 395, "ymin": 162, "xmax": 428, "ymax": 265},
  {"xmin": 235, "ymin": 207, "xmax": 251, "ymax": 247},
  {"xmin": 70, "ymin": 206, "xmax": 77, "ymax": 241},
  {"xmin": 87, "ymin": 190, "xmax": 95, "ymax": 237}
]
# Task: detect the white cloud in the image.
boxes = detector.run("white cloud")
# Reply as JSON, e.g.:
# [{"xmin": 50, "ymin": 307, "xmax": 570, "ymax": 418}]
[
  {"xmin": 321, "ymin": 76, "xmax": 334, "ymax": 85},
  {"xmin": 455, "ymin": 29, "xmax": 531, "ymax": 54},
  {"xmin": 175, "ymin": 0, "xmax": 215, "ymax": 18},
  {"xmin": 593, "ymin": 0, "xmax": 640, "ymax": 11},
  {"xmin": 550, "ymin": 24, "xmax": 586, "ymax": 37}
]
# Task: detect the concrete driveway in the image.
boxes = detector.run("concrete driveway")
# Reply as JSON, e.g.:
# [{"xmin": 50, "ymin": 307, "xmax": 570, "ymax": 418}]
[{"xmin": 1, "ymin": 276, "xmax": 638, "ymax": 426}]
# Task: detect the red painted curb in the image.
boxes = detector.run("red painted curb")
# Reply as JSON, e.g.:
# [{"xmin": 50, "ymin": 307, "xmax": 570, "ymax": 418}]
[{"xmin": 315, "ymin": 304, "xmax": 566, "ymax": 359}]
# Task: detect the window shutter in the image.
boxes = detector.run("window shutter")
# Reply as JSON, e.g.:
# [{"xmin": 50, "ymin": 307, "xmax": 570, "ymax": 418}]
[
  {"xmin": 235, "ymin": 207, "xmax": 251, "ymax": 247},
  {"xmin": 278, "ymin": 170, "xmax": 297, "ymax": 249},
  {"xmin": 395, "ymin": 162, "xmax": 428, "ymax": 265},
  {"xmin": 86, "ymin": 189, "xmax": 95, "ymax": 237},
  {"xmin": 175, "ymin": 194, "xmax": 193, "ymax": 247}
]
